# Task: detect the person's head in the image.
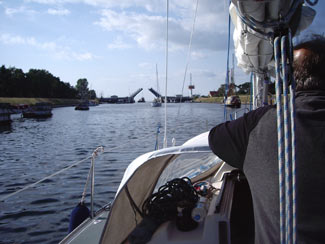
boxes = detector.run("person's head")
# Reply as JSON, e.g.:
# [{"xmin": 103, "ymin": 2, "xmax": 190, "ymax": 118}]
[{"xmin": 293, "ymin": 34, "xmax": 325, "ymax": 91}]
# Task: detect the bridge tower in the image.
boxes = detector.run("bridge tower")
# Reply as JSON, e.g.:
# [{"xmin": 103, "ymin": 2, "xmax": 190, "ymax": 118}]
[{"xmin": 188, "ymin": 73, "xmax": 195, "ymax": 98}]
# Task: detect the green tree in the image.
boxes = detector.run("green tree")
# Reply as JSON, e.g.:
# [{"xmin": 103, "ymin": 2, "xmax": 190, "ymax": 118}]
[
  {"xmin": 76, "ymin": 78, "xmax": 89, "ymax": 99},
  {"xmin": 89, "ymin": 89, "xmax": 97, "ymax": 99},
  {"xmin": 237, "ymin": 82, "xmax": 250, "ymax": 95},
  {"xmin": 217, "ymin": 84, "xmax": 225, "ymax": 96},
  {"xmin": 0, "ymin": 65, "xmax": 78, "ymax": 98}
]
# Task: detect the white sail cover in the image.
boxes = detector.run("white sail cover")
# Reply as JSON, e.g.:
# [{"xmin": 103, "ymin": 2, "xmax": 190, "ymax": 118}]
[
  {"xmin": 100, "ymin": 132, "xmax": 223, "ymax": 244},
  {"xmin": 230, "ymin": 0, "xmax": 316, "ymax": 74}
]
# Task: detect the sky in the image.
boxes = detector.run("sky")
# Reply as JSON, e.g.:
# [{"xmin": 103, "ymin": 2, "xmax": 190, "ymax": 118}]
[{"xmin": 0, "ymin": 0, "xmax": 324, "ymax": 100}]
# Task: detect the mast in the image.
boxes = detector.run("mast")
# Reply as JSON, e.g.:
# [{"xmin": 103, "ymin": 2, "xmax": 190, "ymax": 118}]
[{"xmin": 156, "ymin": 64, "xmax": 160, "ymax": 101}]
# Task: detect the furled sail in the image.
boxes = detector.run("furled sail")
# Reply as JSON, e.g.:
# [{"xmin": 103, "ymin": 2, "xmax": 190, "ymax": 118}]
[{"xmin": 230, "ymin": 0, "xmax": 316, "ymax": 75}]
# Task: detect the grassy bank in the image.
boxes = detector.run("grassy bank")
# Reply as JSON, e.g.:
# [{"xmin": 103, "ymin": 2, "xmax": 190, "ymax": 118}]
[
  {"xmin": 195, "ymin": 95, "xmax": 251, "ymax": 104},
  {"xmin": 0, "ymin": 97, "xmax": 81, "ymax": 107}
]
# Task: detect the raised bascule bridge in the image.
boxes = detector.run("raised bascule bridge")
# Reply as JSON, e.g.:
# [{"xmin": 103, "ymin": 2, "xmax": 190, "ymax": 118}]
[
  {"xmin": 148, "ymin": 88, "xmax": 192, "ymax": 103},
  {"xmin": 100, "ymin": 88, "xmax": 143, "ymax": 104}
]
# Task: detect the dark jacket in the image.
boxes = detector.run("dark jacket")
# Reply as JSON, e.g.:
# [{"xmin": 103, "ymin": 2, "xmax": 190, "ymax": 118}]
[{"xmin": 209, "ymin": 91, "xmax": 325, "ymax": 244}]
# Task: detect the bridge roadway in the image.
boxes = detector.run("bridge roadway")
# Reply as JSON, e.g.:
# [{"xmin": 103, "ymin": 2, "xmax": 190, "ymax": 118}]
[
  {"xmin": 99, "ymin": 88, "xmax": 193, "ymax": 104},
  {"xmin": 100, "ymin": 88, "xmax": 143, "ymax": 104},
  {"xmin": 148, "ymin": 88, "xmax": 193, "ymax": 103}
]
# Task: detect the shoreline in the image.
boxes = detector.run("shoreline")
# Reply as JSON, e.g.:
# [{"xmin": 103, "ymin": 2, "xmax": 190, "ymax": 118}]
[
  {"xmin": 0, "ymin": 97, "xmax": 82, "ymax": 107},
  {"xmin": 194, "ymin": 95, "xmax": 251, "ymax": 104}
]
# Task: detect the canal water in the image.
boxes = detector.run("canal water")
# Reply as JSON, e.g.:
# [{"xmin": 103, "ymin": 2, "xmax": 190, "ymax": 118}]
[{"xmin": 0, "ymin": 102, "xmax": 243, "ymax": 244}]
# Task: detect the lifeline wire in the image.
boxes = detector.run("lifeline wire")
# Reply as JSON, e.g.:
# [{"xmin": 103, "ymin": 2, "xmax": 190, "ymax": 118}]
[
  {"xmin": 0, "ymin": 155, "xmax": 92, "ymax": 202},
  {"xmin": 0, "ymin": 140, "xmax": 135, "ymax": 203},
  {"xmin": 1, "ymin": 116, "xmax": 212, "ymax": 203}
]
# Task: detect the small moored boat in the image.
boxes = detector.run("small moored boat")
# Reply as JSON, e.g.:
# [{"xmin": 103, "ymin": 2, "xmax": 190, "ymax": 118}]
[
  {"xmin": 225, "ymin": 95, "xmax": 241, "ymax": 108},
  {"xmin": 0, "ymin": 103, "xmax": 12, "ymax": 125},
  {"xmin": 22, "ymin": 102, "xmax": 52, "ymax": 118},
  {"xmin": 138, "ymin": 97, "xmax": 146, "ymax": 103},
  {"xmin": 75, "ymin": 102, "xmax": 90, "ymax": 111},
  {"xmin": 151, "ymin": 98, "xmax": 162, "ymax": 107}
]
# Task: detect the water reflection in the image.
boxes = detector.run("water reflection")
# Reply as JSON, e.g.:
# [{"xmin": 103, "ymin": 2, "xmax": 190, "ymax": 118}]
[{"xmin": 0, "ymin": 124, "xmax": 12, "ymax": 133}]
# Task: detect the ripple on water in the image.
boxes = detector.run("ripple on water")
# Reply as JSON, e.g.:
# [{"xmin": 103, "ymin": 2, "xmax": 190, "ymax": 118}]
[
  {"xmin": 0, "ymin": 103, "xmax": 225, "ymax": 244},
  {"xmin": 30, "ymin": 198, "xmax": 59, "ymax": 205},
  {"xmin": 28, "ymin": 230, "xmax": 55, "ymax": 237},
  {"xmin": 0, "ymin": 226, "xmax": 28, "ymax": 232},
  {"xmin": 0, "ymin": 210, "xmax": 56, "ymax": 221}
]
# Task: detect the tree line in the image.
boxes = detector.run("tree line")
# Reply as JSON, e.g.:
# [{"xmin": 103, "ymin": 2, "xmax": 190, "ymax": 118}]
[
  {"xmin": 0, "ymin": 65, "xmax": 96, "ymax": 99},
  {"xmin": 215, "ymin": 81, "xmax": 275, "ymax": 96}
]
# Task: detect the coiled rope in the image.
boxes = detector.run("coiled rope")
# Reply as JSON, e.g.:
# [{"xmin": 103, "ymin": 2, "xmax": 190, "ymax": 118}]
[{"xmin": 142, "ymin": 177, "xmax": 198, "ymax": 223}]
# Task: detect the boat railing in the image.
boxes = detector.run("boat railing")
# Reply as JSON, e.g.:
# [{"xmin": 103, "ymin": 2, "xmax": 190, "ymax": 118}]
[{"xmin": 228, "ymin": 107, "xmax": 250, "ymax": 121}]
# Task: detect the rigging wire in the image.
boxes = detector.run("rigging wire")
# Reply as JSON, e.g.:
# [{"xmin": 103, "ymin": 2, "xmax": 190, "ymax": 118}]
[
  {"xmin": 163, "ymin": 0, "xmax": 169, "ymax": 148},
  {"xmin": 249, "ymin": 72, "xmax": 253, "ymax": 111},
  {"xmin": 179, "ymin": 0, "xmax": 199, "ymax": 105},
  {"xmin": 224, "ymin": 0, "xmax": 232, "ymax": 122}
]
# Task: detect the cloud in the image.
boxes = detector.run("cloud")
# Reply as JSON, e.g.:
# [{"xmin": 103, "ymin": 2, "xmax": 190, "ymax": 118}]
[
  {"xmin": 47, "ymin": 8, "xmax": 70, "ymax": 16},
  {"xmin": 0, "ymin": 33, "xmax": 95, "ymax": 61},
  {"xmin": 23, "ymin": 0, "xmax": 229, "ymax": 52},
  {"xmin": 24, "ymin": 0, "xmax": 162, "ymax": 10},
  {"xmin": 191, "ymin": 51, "xmax": 208, "ymax": 60},
  {"xmin": 107, "ymin": 36, "xmax": 132, "ymax": 50},
  {"xmin": 95, "ymin": 8, "xmax": 227, "ymax": 52},
  {"xmin": 5, "ymin": 6, "xmax": 38, "ymax": 17},
  {"xmin": 138, "ymin": 62, "xmax": 151, "ymax": 68}
]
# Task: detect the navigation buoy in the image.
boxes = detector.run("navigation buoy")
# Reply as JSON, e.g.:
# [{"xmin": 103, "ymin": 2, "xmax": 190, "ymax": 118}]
[{"xmin": 68, "ymin": 202, "xmax": 90, "ymax": 233}]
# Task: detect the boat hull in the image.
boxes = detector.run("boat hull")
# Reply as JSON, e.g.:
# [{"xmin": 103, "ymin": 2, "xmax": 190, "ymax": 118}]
[
  {"xmin": 22, "ymin": 112, "xmax": 52, "ymax": 118},
  {"xmin": 151, "ymin": 102, "xmax": 162, "ymax": 107},
  {"xmin": 0, "ymin": 119, "xmax": 12, "ymax": 125},
  {"xmin": 75, "ymin": 107, "xmax": 89, "ymax": 111}
]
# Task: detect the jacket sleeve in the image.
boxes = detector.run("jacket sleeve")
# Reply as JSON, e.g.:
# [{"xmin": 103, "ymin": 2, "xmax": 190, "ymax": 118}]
[{"xmin": 208, "ymin": 106, "xmax": 273, "ymax": 170}]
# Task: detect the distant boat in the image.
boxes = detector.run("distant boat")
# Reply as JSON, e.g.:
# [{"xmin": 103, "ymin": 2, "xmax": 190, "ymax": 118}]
[
  {"xmin": 75, "ymin": 102, "xmax": 89, "ymax": 111},
  {"xmin": 138, "ymin": 97, "xmax": 146, "ymax": 103},
  {"xmin": 0, "ymin": 103, "xmax": 12, "ymax": 125},
  {"xmin": 88, "ymin": 101, "xmax": 99, "ymax": 106},
  {"xmin": 22, "ymin": 102, "xmax": 52, "ymax": 118},
  {"xmin": 11, "ymin": 104, "xmax": 29, "ymax": 114},
  {"xmin": 151, "ymin": 98, "xmax": 162, "ymax": 107},
  {"xmin": 151, "ymin": 64, "xmax": 162, "ymax": 107},
  {"xmin": 225, "ymin": 95, "xmax": 241, "ymax": 108}
]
